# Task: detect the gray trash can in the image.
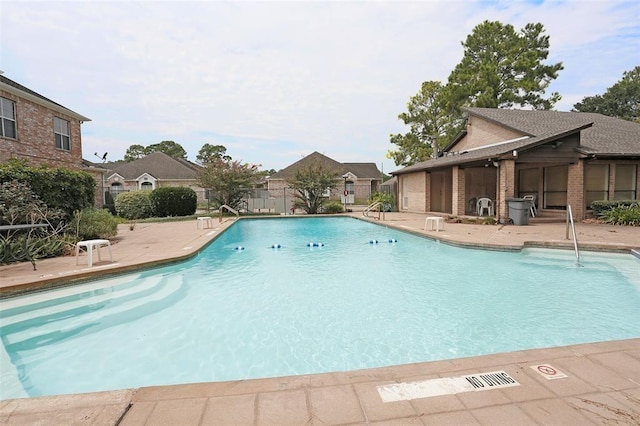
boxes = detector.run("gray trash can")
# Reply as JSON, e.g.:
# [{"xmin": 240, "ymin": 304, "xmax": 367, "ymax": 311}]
[{"xmin": 507, "ymin": 198, "xmax": 530, "ymax": 225}]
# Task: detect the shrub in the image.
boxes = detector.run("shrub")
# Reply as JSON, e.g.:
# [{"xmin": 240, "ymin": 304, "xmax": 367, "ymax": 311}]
[
  {"xmin": 590, "ymin": 200, "xmax": 639, "ymax": 217},
  {"xmin": 115, "ymin": 190, "xmax": 154, "ymax": 220},
  {"xmin": 0, "ymin": 180, "xmax": 66, "ymax": 227},
  {"xmin": 322, "ymin": 200, "xmax": 344, "ymax": 214},
  {"xmin": 0, "ymin": 159, "xmax": 95, "ymax": 223},
  {"xmin": 369, "ymin": 191, "xmax": 394, "ymax": 212},
  {"xmin": 0, "ymin": 231, "xmax": 74, "ymax": 263},
  {"xmin": 150, "ymin": 187, "xmax": 197, "ymax": 217},
  {"xmin": 601, "ymin": 205, "xmax": 640, "ymax": 226},
  {"xmin": 72, "ymin": 208, "xmax": 118, "ymax": 240}
]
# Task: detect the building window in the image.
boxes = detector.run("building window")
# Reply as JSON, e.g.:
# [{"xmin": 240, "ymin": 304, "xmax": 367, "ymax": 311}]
[
  {"xmin": 346, "ymin": 182, "xmax": 355, "ymax": 195},
  {"xmin": 614, "ymin": 164, "xmax": 637, "ymax": 200},
  {"xmin": 1, "ymin": 97, "xmax": 17, "ymax": 139},
  {"xmin": 54, "ymin": 117, "xmax": 70, "ymax": 150},
  {"xmin": 543, "ymin": 165, "xmax": 568, "ymax": 209},
  {"xmin": 585, "ymin": 164, "xmax": 610, "ymax": 206},
  {"xmin": 141, "ymin": 182, "xmax": 153, "ymax": 190}
]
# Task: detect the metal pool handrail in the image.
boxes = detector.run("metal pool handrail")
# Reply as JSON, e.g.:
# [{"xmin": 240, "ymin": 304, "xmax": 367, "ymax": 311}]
[
  {"xmin": 363, "ymin": 201, "xmax": 383, "ymax": 220},
  {"xmin": 565, "ymin": 205, "xmax": 580, "ymax": 263},
  {"xmin": 219, "ymin": 204, "xmax": 239, "ymax": 222}
]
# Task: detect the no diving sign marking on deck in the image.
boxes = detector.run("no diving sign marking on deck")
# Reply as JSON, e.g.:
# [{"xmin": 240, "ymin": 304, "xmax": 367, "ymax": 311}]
[
  {"xmin": 377, "ymin": 370, "xmax": 519, "ymax": 402},
  {"xmin": 531, "ymin": 364, "xmax": 568, "ymax": 380}
]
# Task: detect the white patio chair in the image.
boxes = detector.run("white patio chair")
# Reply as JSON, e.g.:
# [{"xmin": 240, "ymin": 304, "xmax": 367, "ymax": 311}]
[
  {"xmin": 523, "ymin": 194, "xmax": 537, "ymax": 218},
  {"xmin": 476, "ymin": 198, "xmax": 493, "ymax": 216}
]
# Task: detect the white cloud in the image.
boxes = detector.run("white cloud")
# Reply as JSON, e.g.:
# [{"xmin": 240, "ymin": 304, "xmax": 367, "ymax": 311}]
[{"xmin": 2, "ymin": 0, "xmax": 638, "ymax": 172}]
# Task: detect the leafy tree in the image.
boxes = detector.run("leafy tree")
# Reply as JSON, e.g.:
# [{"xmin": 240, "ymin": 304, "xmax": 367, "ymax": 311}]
[
  {"xmin": 198, "ymin": 159, "xmax": 261, "ymax": 210},
  {"xmin": 447, "ymin": 21, "xmax": 563, "ymax": 110},
  {"xmin": 573, "ymin": 66, "xmax": 640, "ymax": 122},
  {"xmin": 124, "ymin": 144, "xmax": 147, "ymax": 162},
  {"xmin": 124, "ymin": 141, "xmax": 188, "ymax": 162},
  {"xmin": 196, "ymin": 144, "xmax": 232, "ymax": 165},
  {"xmin": 146, "ymin": 141, "xmax": 188, "ymax": 159},
  {"xmin": 389, "ymin": 20, "xmax": 564, "ymax": 167},
  {"xmin": 387, "ymin": 81, "xmax": 453, "ymax": 167},
  {"xmin": 286, "ymin": 161, "xmax": 340, "ymax": 214}
]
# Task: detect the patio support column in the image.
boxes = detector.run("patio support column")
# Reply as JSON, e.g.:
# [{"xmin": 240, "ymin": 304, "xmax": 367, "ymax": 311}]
[
  {"xmin": 567, "ymin": 162, "xmax": 585, "ymax": 219},
  {"xmin": 424, "ymin": 172, "xmax": 431, "ymax": 212},
  {"xmin": 498, "ymin": 159, "xmax": 516, "ymax": 219},
  {"xmin": 452, "ymin": 166, "xmax": 466, "ymax": 216}
]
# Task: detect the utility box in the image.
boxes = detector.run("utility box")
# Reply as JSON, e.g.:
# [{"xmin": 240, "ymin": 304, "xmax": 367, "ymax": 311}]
[{"xmin": 507, "ymin": 198, "xmax": 530, "ymax": 225}]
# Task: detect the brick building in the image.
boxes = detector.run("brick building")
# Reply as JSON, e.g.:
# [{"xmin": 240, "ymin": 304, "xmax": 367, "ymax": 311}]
[
  {"xmin": 0, "ymin": 72, "xmax": 90, "ymax": 169},
  {"xmin": 391, "ymin": 108, "xmax": 640, "ymax": 220}
]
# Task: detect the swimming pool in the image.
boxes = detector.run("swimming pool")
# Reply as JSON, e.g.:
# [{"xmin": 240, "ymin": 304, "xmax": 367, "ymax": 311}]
[{"xmin": 1, "ymin": 217, "xmax": 639, "ymax": 399}]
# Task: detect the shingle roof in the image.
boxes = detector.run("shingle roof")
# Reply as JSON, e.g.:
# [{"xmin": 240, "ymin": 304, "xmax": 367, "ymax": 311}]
[
  {"xmin": 0, "ymin": 74, "xmax": 91, "ymax": 122},
  {"xmin": 107, "ymin": 152, "xmax": 201, "ymax": 180},
  {"xmin": 269, "ymin": 151, "xmax": 381, "ymax": 180},
  {"xmin": 465, "ymin": 108, "xmax": 640, "ymax": 155},
  {"xmin": 342, "ymin": 162, "xmax": 382, "ymax": 179},
  {"xmin": 392, "ymin": 108, "xmax": 640, "ymax": 175}
]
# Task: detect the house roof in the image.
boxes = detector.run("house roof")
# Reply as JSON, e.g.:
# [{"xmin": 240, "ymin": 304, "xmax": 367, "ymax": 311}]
[
  {"xmin": 392, "ymin": 108, "xmax": 640, "ymax": 175},
  {"xmin": 103, "ymin": 152, "xmax": 201, "ymax": 180},
  {"xmin": 269, "ymin": 151, "xmax": 381, "ymax": 180},
  {"xmin": 0, "ymin": 74, "xmax": 91, "ymax": 122}
]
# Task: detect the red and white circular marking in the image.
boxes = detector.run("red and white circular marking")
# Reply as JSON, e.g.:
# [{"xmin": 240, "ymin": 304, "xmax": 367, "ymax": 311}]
[{"xmin": 531, "ymin": 364, "xmax": 568, "ymax": 380}]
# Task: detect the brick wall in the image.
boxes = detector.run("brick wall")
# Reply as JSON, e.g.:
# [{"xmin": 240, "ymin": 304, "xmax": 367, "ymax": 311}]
[
  {"xmin": 567, "ymin": 162, "xmax": 585, "ymax": 219},
  {"xmin": 452, "ymin": 166, "xmax": 466, "ymax": 215},
  {"xmin": 498, "ymin": 160, "xmax": 516, "ymax": 219},
  {"xmin": 454, "ymin": 116, "xmax": 523, "ymax": 152},
  {"xmin": 0, "ymin": 89, "xmax": 83, "ymax": 169},
  {"xmin": 399, "ymin": 172, "xmax": 427, "ymax": 213}
]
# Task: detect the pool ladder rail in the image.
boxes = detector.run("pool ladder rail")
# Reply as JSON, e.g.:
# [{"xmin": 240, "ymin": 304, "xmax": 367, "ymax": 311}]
[
  {"xmin": 363, "ymin": 201, "xmax": 384, "ymax": 220},
  {"xmin": 219, "ymin": 204, "xmax": 240, "ymax": 222},
  {"xmin": 565, "ymin": 205, "xmax": 581, "ymax": 265}
]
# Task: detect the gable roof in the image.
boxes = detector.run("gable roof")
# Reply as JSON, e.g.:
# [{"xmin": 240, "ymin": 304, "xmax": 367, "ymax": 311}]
[
  {"xmin": 392, "ymin": 108, "xmax": 640, "ymax": 175},
  {"xmin": 464, "ymin": 108, "xmax": 640, "ymax": 155},
  {"xmin": 105, "ymin": 152, "xmax": 201, "ymax": 180},
  {"xmin": 0, "ymin": 73, "xmax": 91, "ymax": 122},
  {"xmin": 269, "ymin": 151, "xmax": 381, "ymax": 180}
]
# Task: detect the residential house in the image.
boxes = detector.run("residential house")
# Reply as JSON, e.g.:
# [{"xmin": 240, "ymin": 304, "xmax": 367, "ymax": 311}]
[
  {"xmin": 266, "ymin": 151, "xmax": 382, "ymax": 207},
  {"xmin": 0, "ymin": 73, "xmax": 102, "ymax": 205},
  {"xmin": 96, "ymin": 151, "xmax": 206, "ymax": 201},
  {"xmin": 391, "ymin": 108, "xmax": 640, "ymax": 220}
]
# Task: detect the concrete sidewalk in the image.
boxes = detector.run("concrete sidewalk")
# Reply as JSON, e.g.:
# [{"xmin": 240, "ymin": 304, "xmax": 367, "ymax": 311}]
[{"xmin": 1, "ymin": 213, "xmax": 639, "ymax": 425}]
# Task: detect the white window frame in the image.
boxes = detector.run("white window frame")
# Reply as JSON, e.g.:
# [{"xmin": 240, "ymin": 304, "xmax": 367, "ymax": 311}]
[
  {"xmin": 0, "ymin": 97, "xmax": 17, "ymax": 139},
  {"xmin": 54, "ymin": 116, "xmax": 70, "ymax": 151}
]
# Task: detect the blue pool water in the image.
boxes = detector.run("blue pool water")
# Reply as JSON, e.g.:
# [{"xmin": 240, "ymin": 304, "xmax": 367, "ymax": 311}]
[{"xmin": 1, "ymin": 217, "xmax": 639, "ymax": 399}]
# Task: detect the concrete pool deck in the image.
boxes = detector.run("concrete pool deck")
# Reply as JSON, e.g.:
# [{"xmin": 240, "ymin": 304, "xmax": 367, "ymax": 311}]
[{"xmin": 1, "ymin": 212, "xmax": 639, "ymax": 425}]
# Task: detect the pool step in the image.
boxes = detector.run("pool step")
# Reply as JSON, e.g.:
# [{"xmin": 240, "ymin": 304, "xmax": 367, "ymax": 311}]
[
  {"xmin": 0, "ymin": 341, "xmax": 29, "ymax": 400},
  {"xmin": 1, "ymin": 274, "xmax": 158, "ymax": 327},
  {"xmin": 3, "ymin": 275, "xmax": 184, "ymax": 350},
  {"xmin": 0, "ymin": 273, "xmax": 143, "ymax": 312}
]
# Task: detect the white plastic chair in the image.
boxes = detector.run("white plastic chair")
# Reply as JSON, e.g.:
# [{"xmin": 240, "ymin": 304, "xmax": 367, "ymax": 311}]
[
  {"xmin": 523, "ymin": 194, "xmax": 537, "ymax": 218},
  {"xmin": 477, "ymin": 198, "xmax": 493, "ymax": 216}
]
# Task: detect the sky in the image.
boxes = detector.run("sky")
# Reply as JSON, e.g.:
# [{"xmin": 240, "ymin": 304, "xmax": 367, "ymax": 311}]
[{"xmin": 1, "ymin": 1, "xmax": 638, "ymax": 174}]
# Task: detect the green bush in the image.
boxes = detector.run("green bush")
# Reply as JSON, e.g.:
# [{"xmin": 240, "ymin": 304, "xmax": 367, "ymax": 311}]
[
  {"xmin": 150, "ymin": 186, "xmax": 197, "ymax": 217},
  {"xmin": 115, "ymin": 191, "xmax": 154, "ymax": 220},
  {"xmin": 322, "ymin": 200, "xmax": 344, "ymax": 214},
  {"xmin": 369, "ymin": 191, "xmax": 394, "ymax": 212},
  {"xmin": 0, "ymin": 228, "xmax": 74, "ymax": 264},
  {"xmin": 0, "ymin": 159, "xmax": 95, "ymax": 222},
  {"xmin": 590, "ymin": 199, "xmax": 639, "ymax": 216},
  {"xmin": 72, "ymin": 208, "xmax": 118, "ymax": 240},
  {"xmin": 601, "ymin": 205, "xmax": 640, "ymax": 226}
]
